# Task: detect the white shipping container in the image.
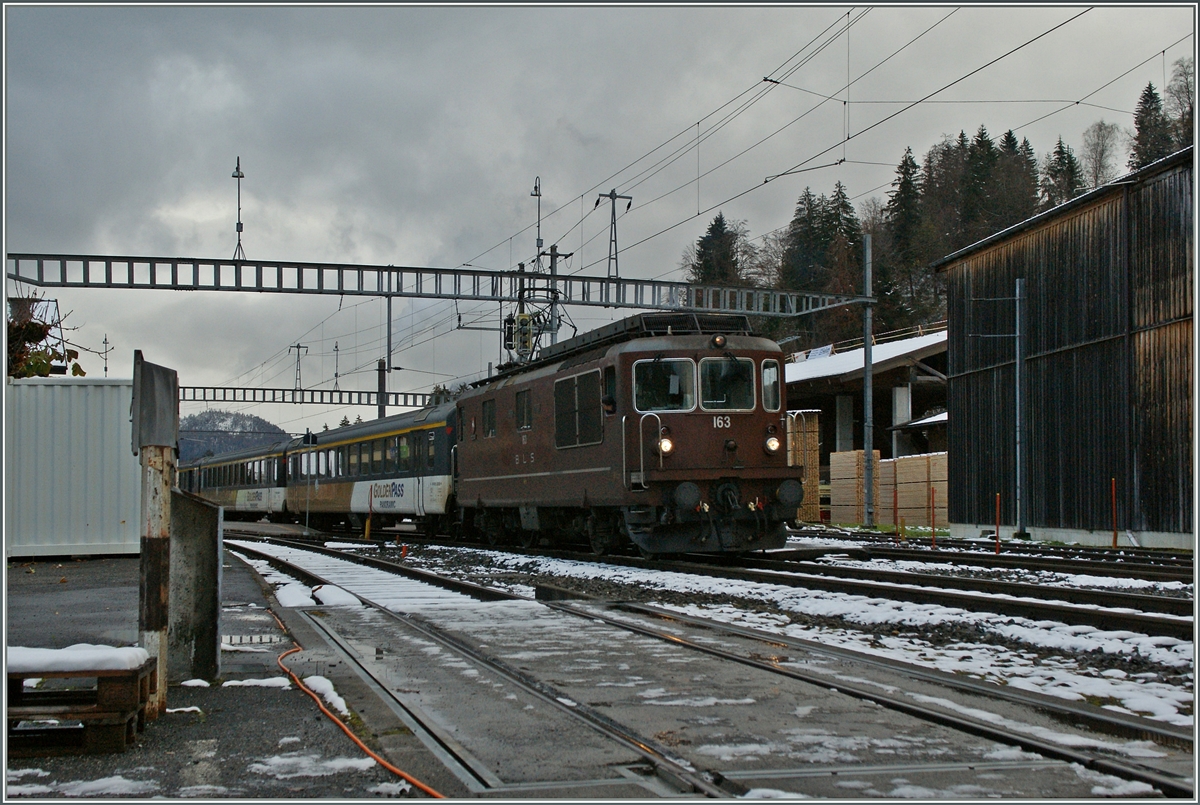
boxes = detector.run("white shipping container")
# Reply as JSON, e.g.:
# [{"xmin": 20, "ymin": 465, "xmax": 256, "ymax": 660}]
[{"xmin": 5, "ymin": 377, "xmax": 142, "ymax": 556}]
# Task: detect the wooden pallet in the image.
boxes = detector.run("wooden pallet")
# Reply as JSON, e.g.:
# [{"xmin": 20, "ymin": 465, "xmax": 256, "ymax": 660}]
[{"xmin": 7, "ymin": 658, "xmax": 157, "ymax": 756}]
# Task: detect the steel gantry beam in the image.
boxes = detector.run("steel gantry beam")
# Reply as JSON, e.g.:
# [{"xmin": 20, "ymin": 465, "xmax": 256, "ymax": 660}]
[
  {"xmin": 179, "ymin": 387, "xmax": 431, "ymax": 408},
  {"xmin": 6, "ymin": 253, "xmax": 871, "ymax": 317}
]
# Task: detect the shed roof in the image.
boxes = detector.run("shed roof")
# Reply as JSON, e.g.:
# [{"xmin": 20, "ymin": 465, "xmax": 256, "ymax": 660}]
[{"xmin": 784, "ymin": 331, "xmax": 946, "ymax": 385}]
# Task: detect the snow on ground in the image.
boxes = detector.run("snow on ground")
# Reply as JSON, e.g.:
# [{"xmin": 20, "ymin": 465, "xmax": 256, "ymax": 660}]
[
  {"xmin": 398, "ymin": 544, "xmax": 1194, "ymax": 727},
  {"xmin": 222, "ymin": 677, "xmax": 292, "ymax": 689},
  {"xmin": 821, "ymin": 555, "xmax": 1193, "ymax": 595},
  {"xmin": 312, "ymin": 584, "xmax": 363, "ymax": 606},
  {"xmin": 303, "ymin": 675, "xmax": 350, "ymax": 716},
  {"xmin": 247, "ymin": 752, "xmax": 376, "ymax": 778},
  {"xmin": 5, "ymin": 774, "xmax": 159, "ymax": 798}
]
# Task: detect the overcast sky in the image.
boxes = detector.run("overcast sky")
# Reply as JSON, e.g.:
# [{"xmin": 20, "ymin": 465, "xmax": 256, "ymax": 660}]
[{"xmin": 4, "ymin": 4, "xmax": 1194, "ymax": 434}]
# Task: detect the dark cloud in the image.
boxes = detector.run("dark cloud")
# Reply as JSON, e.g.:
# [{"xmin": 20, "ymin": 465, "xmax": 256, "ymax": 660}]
[{"xmin": 6, "ymin": 5, "xmax": 1192, "ymax": 431}]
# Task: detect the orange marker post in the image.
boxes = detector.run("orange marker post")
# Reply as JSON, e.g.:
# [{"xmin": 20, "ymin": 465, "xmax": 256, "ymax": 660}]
[
  {"xmin": 931, "ymin": 486, "xmax": 937, "ymax": 550},
  {"xmin": 1111, "ymin": 477, "xmax": 1118, "ymax": 550},
  {"xmin": 995, "ymin": 492, "xmax": 1001, "ymax": 555}
]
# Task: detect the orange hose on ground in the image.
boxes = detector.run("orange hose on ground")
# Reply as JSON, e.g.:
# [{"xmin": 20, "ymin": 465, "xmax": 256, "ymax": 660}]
[{"xmin": 275, "ymin": 642, "xmax": 445, "ymax": 797}]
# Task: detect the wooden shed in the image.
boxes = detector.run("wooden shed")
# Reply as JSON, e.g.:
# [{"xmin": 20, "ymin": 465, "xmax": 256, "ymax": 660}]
[{"xmin": 934, "ymin": 147, "xmax": 1192, "ymax": 549}]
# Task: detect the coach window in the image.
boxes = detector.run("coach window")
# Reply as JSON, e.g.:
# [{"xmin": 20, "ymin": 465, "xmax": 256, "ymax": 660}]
[
  {"xmin": 398, "ymin": 435, "xmax": 411, "ymax": 472},
  {"xmin": 634, "ymin": 358, "xmax": 696, "ymax": 412},
  {"xmin": 386, "ymin": 437, "xmax": 398, "ymax": 473},
  {"xmin": 762, "ymin": 359, "xmax": 781, "ymax": 412},
  {"xmin": 348, "ymin": 444, "xmax": 359, "ymax": 476},
  {"xmin": 316, "ymin": 450, "xmax": 326, "ymax": 478},
  {"xmin": 482, "ymin": 399, "xmax": 496, "ymax": 437},
  {"xmin": 516, "ymin": 390, "xmax": 533, "ymax": 430},
  {"xmin": 699, "ymin": 356, "xmax": 755, "ymax": 411},
  {"xmin": 372, "ymin": 439, "xmax": 384, "ymax": 474}
]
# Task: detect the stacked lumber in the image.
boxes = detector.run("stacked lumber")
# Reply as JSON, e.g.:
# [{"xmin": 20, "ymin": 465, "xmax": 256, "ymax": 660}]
[
  {"xmin": 876, "ymin": 452, "xmax": 948, "ymax": 528},
  {"xmin": 787, "ymin": 411, "xmax": 821, "ymax": 522},
  {"xmin": 829, "ymin": 450, "xmax": 880, "ymax": 524}
]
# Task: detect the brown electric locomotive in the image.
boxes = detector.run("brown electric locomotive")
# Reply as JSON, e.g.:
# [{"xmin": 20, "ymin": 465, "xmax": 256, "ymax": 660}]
[{"xmin": 453, "ymin": 312, "xmax": 802, "ymax": 555}]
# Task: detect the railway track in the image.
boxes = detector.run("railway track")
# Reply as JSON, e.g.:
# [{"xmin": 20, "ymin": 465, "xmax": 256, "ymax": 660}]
[
  {"xmin": 225, "ymin": 533, "xmax": 1193, "ymax": 798},
  {"xmin": 796, "ymin": 528, "xmax": 1195, "ymax": 571},
  {"xmin": 233, "ymin": 525, "xmax": 1194, "ymax": 639}
]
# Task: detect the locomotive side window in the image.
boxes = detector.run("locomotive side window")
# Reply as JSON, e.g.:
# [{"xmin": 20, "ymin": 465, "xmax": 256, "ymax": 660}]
[
  {"xmin": 555, "ymin": 370, "xmax": 603, "ymax": 448},
  {"xmin": 427, "ymin": 431, "xmax": 436, "ymax": 469},
  {"xmin": 762, "ymin": 359, "xmax": 781, "ymax": 412},
  {"xmin": 515, "ymin": 390, "xmax": 532, "ymax": 430},
  {"xmin": 700, "ymin": 357, "xmax": 755, "ymax": 411},
  {"xmin": 634, "ymin": 359, "xmax": 695, "ymax": 412},
  {"xmin": 482, "ymin": 399, "xmax": 497, "ymax": 437}
]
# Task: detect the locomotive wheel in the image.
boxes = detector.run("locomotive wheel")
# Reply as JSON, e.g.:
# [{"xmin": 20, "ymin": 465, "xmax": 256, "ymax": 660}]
[{"xmin": 587, "ymin": 513, "xmax": 618, "ymax": 556}]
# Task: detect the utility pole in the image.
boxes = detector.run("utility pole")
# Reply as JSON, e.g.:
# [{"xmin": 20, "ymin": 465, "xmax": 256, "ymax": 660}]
[
  {"xmin": 863, "ymin": 234, "xmax": 875, "ymax": 527},
  {"xmin": 541, "ymin": 243, "xmax": 573, "ymax": 345},
  {"xmin": 231, "ymin": 157, "xmax": 246, "ymax": 261},
  {"xmin": 289, "ymin": 343, "xmax": 308, "ymax": 393},
  {"xmin": 1015, "ymin": 278, "xmax": 1027, "ymax": 538},
  {"xmin": 333, "ymin": 341, "xmax": 340, "ymax": 391},
  {"xmin": 377, "ymin": 359, "xmax": 387, "ymax": 419},
  {"xmin": 595, "ymin": 189, "xmax": 632, "ymax": 278}
]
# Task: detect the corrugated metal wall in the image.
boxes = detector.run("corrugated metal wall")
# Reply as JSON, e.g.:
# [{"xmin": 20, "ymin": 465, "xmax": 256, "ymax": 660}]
[
  {"xmin": 944, "ymin": 150, "xmax": 1192, "ymax": 535},
  {"xmin": 5, "ymin": 378, "xmax": 142, "ymax": 556}
]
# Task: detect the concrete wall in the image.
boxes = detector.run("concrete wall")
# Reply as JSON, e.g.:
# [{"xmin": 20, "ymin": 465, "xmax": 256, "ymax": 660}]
[
  {"xmin": 5, "ymin": 378, "xmax": 142, "ymax": 557},
  {"xmin": 168, "ymin": 490, "xmax": 223, "ymax": 682}
]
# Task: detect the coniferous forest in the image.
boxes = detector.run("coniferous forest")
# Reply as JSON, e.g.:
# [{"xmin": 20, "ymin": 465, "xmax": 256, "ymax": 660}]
[{"xmin": 682, "ymin": 58, "xmax": 1194, "ymax": 350}]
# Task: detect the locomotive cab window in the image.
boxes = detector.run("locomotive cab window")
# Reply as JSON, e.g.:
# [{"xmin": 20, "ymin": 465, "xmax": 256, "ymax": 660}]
[
  {"xmin": 634, "ymin": 358, "xmax": 695, "ymax": 412},
  {"xmin": 700, "ymin": 356, "xmax": 755, "ymax": 411},
  {"xmin": 762, "ymin": 359, "xmax": 781, "ymax": 412}
]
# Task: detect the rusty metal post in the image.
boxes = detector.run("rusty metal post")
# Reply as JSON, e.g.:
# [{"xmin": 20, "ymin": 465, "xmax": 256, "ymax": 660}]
[
  {"xmin": 931, "ymin": 486, "xmax": 937, "ymax": 550},
  {"xmin": 995, "ymin": 492, "xmax": 1001, "ymax": 555},
  {"xmin": 1111, "ymin": 477, "xmax": 1118, "ymax": 549},
  {"xmin": 132, "ymin": 352, "xmax": 179, "ymax": 719}
]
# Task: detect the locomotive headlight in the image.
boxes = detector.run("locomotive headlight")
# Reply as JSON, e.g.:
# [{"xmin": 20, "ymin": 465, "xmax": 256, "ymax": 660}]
[
  {"xmin": 657, "ymin": 436, "xmax": 675, "ymax": 455},
  {"xmin": 764, "ymin": 436, "xmax": 781, "ymax": 454}
]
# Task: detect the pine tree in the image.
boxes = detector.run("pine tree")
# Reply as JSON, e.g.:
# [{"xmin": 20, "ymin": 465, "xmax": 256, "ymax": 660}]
[
  {"xmin": 962, "ymin": 125, "xmax": 999, "ymax": 242},
  {"xmin": 1040, "ymin": 137, "xmax": 1085, "ymax": 209},
  {"xmin": 1128, "ymin": 83, "xmax": 1173, "ymax": 169},
  {"xmin": 780, "ymin": 188, "xmax": 828, "ymax": 292},
  {"xmin": 339, "ymin": 415, "xmax": 351, "ymax": 428},
  {"xmin": 992, "ymin": 130, "xmax": 1039, "ymax": 228},
  {"xmin": 683, "ymin": 212, "xmax": 743, "ymax": 286}
]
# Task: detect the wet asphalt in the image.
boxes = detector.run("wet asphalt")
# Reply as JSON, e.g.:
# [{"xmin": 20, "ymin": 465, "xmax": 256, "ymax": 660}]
[{"xmin": 5, "ymin": 550, "xmax": 464, "ymax": 799}]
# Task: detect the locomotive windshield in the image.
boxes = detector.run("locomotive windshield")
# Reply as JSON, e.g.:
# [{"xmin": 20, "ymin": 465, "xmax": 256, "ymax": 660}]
[
  {"xmin": 700, "ymin": 356, "xmax": 755, "ymax": 411},
  {"xmin": 634, "ymin": 358, "xmax": 696, "ymax": 411}
]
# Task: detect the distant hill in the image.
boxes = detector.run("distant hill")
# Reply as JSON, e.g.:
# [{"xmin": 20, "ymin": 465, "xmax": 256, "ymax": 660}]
[{"xmin": 179, "ymin": 409, "xmax": 290, "ymax": 462}]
